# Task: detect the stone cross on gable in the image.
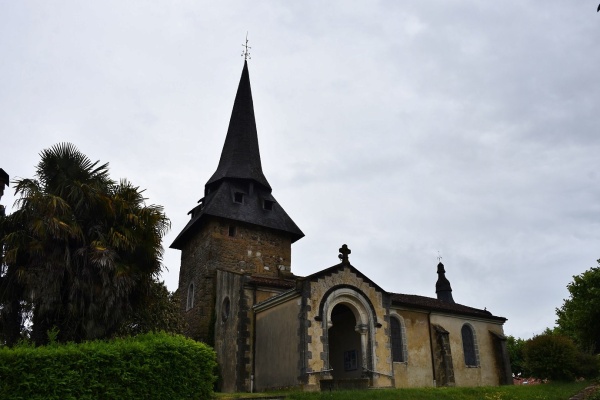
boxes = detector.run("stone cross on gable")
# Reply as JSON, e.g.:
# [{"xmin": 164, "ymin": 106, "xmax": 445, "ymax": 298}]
[{"xmin": 338, "ymin": 244, "xmax": 351, "ymax": 263}]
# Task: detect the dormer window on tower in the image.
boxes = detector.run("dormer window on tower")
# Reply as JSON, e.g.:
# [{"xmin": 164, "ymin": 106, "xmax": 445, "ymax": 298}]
[
  {"xmin": 234, "ymin": 192, "xmax": 244, "ymax": 203},
  {"xmin": 263, "ymin": 199, "xmax": 274, "ymax": 210}
]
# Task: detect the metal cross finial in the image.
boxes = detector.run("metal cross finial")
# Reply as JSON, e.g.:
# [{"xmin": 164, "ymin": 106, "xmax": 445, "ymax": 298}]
[
  {"xmin": 338, "ymin": 244, "xmax": 351, "ymax": 263},
  {"xmin": 437, "ymin": 251, "xmax": 443, "ymax": 263},
  {"xmin": 241, "ymin": 32, "xmax": 251, "ymax": 60}
]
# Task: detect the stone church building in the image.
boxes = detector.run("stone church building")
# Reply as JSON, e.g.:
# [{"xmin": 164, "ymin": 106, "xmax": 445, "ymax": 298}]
[{"xmin": 171, "ymin": 61, "xmax": 512, "ymax": 392}]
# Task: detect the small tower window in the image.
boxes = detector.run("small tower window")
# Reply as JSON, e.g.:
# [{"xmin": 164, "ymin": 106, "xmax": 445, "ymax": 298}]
[
  {"xmin": 222, "ymin": 297, "xmax": 231, "ymax": 322},
  {"xmin": 186, "ymin": 282, "xmax": 194, "ymax": 311},
  {"xmin": 234, "ymin": 192, "xmax": 244, "ymax": 203},
  {"xmin": 228, "ymin": 225, "xmax": 236, "ymax": 237},
  {"xmin": 263, "ymin": 200, "xmax": 274, "ymax": 210}
]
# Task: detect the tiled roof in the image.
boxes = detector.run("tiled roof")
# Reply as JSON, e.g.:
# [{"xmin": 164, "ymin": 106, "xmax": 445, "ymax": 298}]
[
  {"xmin": 247, "ymin": 275, "xmax": 297, "ymax": 289},
  {"xmin": 391, "ymin": 293, "xmax": 506, "ymax": 322},
  {"xmin": 245, "ymin": 267, "xmax": 506, "ymax": 322},
  {"xmin": 171, "ymin": 180, "xmax": 304, "ymax": 248},
  {"xmin": 303, "ymin": 262, "xmax": 386, "ymax": 294}
]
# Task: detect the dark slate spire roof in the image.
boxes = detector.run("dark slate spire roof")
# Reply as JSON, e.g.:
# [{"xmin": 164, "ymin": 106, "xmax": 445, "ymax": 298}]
[
  {"xmin": 206, "ymin": 60, "xmax": 270, "ymax": 190},
  {"xmin": 435, "ymin": 262, "xmax": 455, "ymax": 303},
  {"xmin": 0, "ymin": 168, "xmax": 9, "ymax": 197},
  {"xmin": 0, "ymin": 168, "xmax": 8, "ymax": 216},
  {"xmin": 171, "ymin": 61, "xmax": 304, "ymax": 249}
]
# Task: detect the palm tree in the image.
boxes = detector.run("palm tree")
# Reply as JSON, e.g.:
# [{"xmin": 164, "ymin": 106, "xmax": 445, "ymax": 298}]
[{"xmin": 0, "ymin": 143, "xmax": 169, "ymax": 344}]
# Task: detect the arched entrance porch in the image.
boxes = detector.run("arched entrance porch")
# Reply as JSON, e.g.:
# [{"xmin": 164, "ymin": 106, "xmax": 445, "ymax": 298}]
[{"xmin": 320, "ymin": 287, "xmax": 376, "ymax": 390}]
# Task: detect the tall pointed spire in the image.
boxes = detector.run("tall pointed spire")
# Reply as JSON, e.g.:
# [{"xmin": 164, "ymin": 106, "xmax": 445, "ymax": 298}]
[
  {"xmin": 206, "ymin": 61, "xmax": 271, "ymax": 190},
  {"xmin": 436, "ymin": 262, "xmax": 455, "ymax": 303},
  {"xmin": 170, "ymin": 60, "xmax": 304, "ymax": 250},
  {"xmin": 0, "ymin": 168, "xmax": 8, "ymax": 217}
]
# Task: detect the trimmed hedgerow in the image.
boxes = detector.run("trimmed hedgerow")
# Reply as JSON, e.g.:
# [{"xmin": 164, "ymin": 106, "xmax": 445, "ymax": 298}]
[{"xmin": 0, "ymin": 332, "xmax": 216, "ymax": 400}]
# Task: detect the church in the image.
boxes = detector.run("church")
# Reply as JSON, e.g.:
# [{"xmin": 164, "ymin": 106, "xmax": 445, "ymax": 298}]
[{"xmin": 170, "ymin": 60, "xmax": 512, "ymax": 392}]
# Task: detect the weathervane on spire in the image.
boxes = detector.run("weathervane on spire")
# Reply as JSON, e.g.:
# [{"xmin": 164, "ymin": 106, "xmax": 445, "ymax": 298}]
[{"xmin": 241, "ymin": 32, "xmax": 251, "ymax": 60}]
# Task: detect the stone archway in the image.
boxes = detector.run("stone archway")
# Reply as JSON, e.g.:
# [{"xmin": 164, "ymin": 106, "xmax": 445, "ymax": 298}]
[{"xmin": 320, "ymin": 287, "xmax": 376, "ymax": 388}]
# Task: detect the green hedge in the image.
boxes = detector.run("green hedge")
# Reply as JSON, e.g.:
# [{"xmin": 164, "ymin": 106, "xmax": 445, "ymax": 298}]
[{"xmin": 0, "ymin": 332, "xmax": 216, "ymax": 400}]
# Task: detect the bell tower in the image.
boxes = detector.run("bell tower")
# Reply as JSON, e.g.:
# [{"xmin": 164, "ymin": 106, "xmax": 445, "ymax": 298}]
[
  {"xmin": 171, "ymin": 61, "xmax": 303, "ymax": 342},
  {"xmin": 435, "ymin": 261, "xmax": 455, "ymax": 303}
]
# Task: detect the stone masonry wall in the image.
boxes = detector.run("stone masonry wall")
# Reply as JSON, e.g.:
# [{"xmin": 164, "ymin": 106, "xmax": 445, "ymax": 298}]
[
  {"xmin": 390, "ymin": 309, "xmax": 435, "ymax": 387},
  {"xmin": 214, "ymin": 270, "xmax": 245, "ymax": 392},
  {"xmin": 255, "ymin": 298, "xmax": 302, "ymax": 390},
  {"xmin": 178, "ymin": 216, "xmax": 293, "ymax": 342},
  {"xmin": 429, "ymin": 314, "xmax": 506, "ymax": 387}
]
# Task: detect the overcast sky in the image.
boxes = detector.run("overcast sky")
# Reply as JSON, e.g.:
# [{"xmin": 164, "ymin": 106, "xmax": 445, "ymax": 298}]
[{"xmin": 1, "ymin": 1, "xmax": 599, "ymax": 340}]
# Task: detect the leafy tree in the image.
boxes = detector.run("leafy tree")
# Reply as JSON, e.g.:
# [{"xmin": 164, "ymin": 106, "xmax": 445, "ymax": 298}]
[
  {"xmin": 573, "ymin": 352, "xmax": 600, "ymax": 380},
  {"xmin": 542, "ymin": 326, "xmax": 561, "ymax": 336},
  {"xmin": 523, "ymin": 334, "xmax": 578, "ymax": 381},
  {"xmin": 556, "ymin": 263, "xmax": 600, "ymax": 354},
  {"xmin": 0, "ymin": 143, "xmax": 170, "ymax": 345},
  {"xmin": 506, "ymin": 335, "xmax": 529, "ymax": 376},
  {"xmin": 116, "ymin": 280, "xmax": 186, "ymax": 336}
]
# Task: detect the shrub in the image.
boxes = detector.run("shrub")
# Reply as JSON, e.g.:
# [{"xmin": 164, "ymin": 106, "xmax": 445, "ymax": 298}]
[
  {"xmin": 0, "ymin": 332, "xmax": 216, "ymax": 400},
  {"xmin": 524, "ymin": 334, "xmax": 578, "ymax": 381},
  {"xmin": 573, "ymin": 352, "xmax": 600, "ymax": 379},
  {"xmin": 507, "ymin": 335, "xmax": 530, "ymax": 376}
]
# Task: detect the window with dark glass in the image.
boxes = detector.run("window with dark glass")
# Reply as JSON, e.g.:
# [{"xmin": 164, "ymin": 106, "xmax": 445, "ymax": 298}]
[
  {"xmin": 186, "ymin": 282, "xmax": 194, "ymax": 310},
  {"xmin": 234, "ymin": 192, "xmax": 244, "ymax": 203},
  {"xmin": 222, "ymin": 297, "xmax": 231, "ymax": 322},
  {"xmin": 263, "ymin": 200, "xmax": 274, "ymax": 210},
  {"xmin": 391, "ymin": 317, "xmax": 405, "ymax": 362},
  {"xmin": 462, "ymin": 324, "xmax": 478, "ymax": 366},
  {"xmin": 228, "ymin": 225, "xmax": 236, "ymax": 237}
]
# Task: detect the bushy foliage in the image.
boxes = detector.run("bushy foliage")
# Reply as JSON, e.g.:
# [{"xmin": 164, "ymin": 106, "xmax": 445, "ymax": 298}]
[
  {"xmin": 116, "ymin": 281, "xmax": 186, "ymax": 337},
  {"xmin": 556, "ymin": 263, "xmax": 600, "ymax": 354},
  {"xmin": 0, "ymin": 143, "xmax": 170, "ymax": 345},
  {"xmin": 523, "ymin": 334, "xmax": 579, "ymax": 381},
  {"xmin": 0, "ymin": 332, "xmax": 216, "ymax": 400},
  {"xmin": 506, "ymin": 335, "xmax": 530, "ymax": 377},
  {"xmin": 573, "ymin": 352, "xmax": 600, "ymax": 379}
]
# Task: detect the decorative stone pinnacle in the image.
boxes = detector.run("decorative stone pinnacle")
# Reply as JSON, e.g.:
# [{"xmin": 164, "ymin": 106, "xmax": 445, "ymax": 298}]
[{"xmin": 338, "ymin": 244, "xmax": 351, "ymax": 263}]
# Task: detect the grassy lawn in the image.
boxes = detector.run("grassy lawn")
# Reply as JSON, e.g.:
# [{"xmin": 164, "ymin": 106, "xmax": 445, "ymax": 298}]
[{"xmin": 215, "ymin": 381, "xmax": 593, "ymax": 400}]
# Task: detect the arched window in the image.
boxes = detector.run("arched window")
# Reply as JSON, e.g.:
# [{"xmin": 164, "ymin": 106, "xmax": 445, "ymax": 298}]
[
  {"xmin": 221, "ymin": 297, "xmax": 230, "ymax": 322},
  {"xmin": 461, "ymin": 323, "xmax": 480, "ymax": 367},
  {"xmin": 186, "ymin": 282, "xmax": 194, "ymax": 311},
  {"xmin": 391, "ymin": 315, "xmax": 407, "ymax": 363}
]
